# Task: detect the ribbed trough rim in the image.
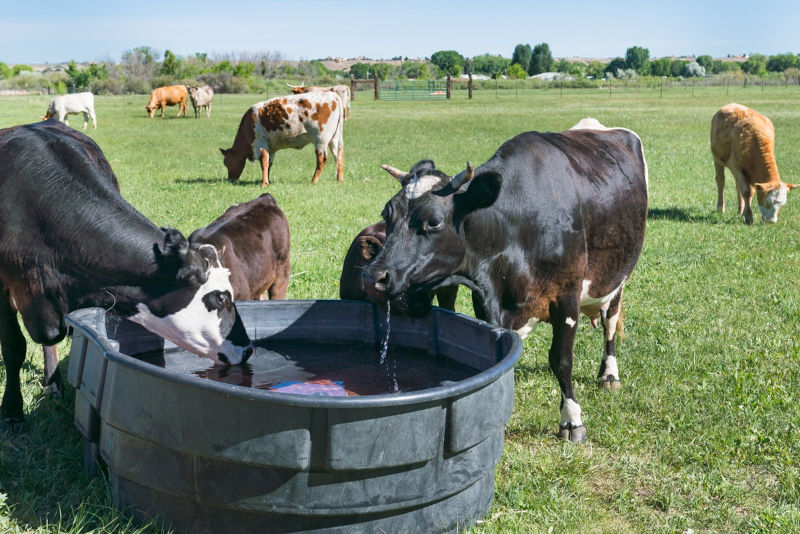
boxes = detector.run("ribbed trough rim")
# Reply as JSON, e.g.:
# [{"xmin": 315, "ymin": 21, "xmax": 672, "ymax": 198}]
[{"xmin": 66, "ymin": 300, "xmax": 522, "ymax": 409}]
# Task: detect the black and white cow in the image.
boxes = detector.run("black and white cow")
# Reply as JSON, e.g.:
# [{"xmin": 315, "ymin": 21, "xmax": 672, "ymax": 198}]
[
  {"xmin": 362, "ymin": 119, "xmax": 649, "ymax": 443},
  {"xmin": 0, "ymin": 120, "xmax": 253, "ymax": 427}
]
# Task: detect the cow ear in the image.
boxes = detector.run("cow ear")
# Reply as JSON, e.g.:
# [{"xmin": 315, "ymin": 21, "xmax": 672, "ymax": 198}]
[
  {"xmin": 454, "ymin": 171, "xmax": 502, "ymax": 218},
  {"xmin": 159, "ymin": 227, "xmax": 189, "ymax": 258},
  {"xmin": 220, "ymin": 148, "xmax": 229, "ymax": 157},
  {"xmin": 359, "ymin": 236, "xmax": 383, "ymax": 260},
  {"xmin": 787, "ymin": 183, "xmax": 799, "ymax": 191}
]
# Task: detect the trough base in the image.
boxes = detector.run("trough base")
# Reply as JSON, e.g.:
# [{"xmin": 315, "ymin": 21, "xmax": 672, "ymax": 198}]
[{"xmin": 111, "ymin": 470, "xmax": 495, "ymax": 534}]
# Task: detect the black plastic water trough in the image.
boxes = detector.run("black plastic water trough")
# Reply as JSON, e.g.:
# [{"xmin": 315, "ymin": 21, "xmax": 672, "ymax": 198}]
[{"xmin": 66, "ymin": 300, "xmax": 521, "ymax": 534}]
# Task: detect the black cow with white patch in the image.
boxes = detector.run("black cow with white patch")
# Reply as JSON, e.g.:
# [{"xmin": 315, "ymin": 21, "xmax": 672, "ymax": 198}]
[
  {"xmin": 0, "ymin": 120, "xmax": 253, "ymax": 427},
  {"xmin": 362, "ymin": 119, "xmax": 648, "ymax": 443}
]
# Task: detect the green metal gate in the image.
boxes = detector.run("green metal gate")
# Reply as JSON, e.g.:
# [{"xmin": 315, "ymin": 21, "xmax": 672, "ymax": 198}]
[{"xmin": 379, "ymin": 80, "xmax": 447, "ymax": 100}]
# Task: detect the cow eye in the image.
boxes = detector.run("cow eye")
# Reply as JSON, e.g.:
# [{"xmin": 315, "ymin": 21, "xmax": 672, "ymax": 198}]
[{"xmin": 425, "ymin": 218, "xmax": 444, "ymax": 232}]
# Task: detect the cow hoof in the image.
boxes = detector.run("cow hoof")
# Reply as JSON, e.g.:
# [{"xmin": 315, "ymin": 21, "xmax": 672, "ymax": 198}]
[
  {"xmin": 600, "ymin": 376, "xmax": 621, "ymax": 390},
  {"xmin": 0, "ymin": 416, "xmax": 25, "ymax": 434},
  {"xmin": 557, "ymin": 424, "xmax": 586, "ymax": 444}
]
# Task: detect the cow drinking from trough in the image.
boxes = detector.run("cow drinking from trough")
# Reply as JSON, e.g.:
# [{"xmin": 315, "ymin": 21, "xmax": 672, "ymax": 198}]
[
  {"xmin": 188, "ymin": 85, "xmax": 214, "ymax": 118},
  {"xmin": 362, "ymin": 120, "xmax": 649, "ymax": 443},
  {"xmin": 220, "ymin": 91, "xmax": 344, "ymax": 187},
  {"xmin": 146, "ymin": 85, "xmax": 189, "ymax": 118},
  {"xmin": 339, "ymin": 219, "xmax": 458, "ymax": 315},
  {"xmin": 710, "ymin": 103, "xmax": 797, "ymax": 224},
  {"xmin": 189, "ymin": 193, "xmax": 291, "ymax": 300},
  {"xmin": 0, "ymin": 120, "xmax": 253, "ymax": 427},
  {"xmin": 42, "ymin": 92, "xmax": 97, "ymax": 130}
]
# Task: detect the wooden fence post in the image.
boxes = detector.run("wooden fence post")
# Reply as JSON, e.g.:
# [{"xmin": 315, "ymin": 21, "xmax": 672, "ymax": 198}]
[
  {"xmin": 374, "ymin": 77, "xmax": 379, "ymax": 100},
  {"xmin": 351, "ymin": 76, "xmax": 355, "ymax": 101},
  {"xmin": 468, "ymin": 73, "xmax": 473, "ymax": 99},
  {"xmin": 446, "ymin": 74, "xmax": 451, "ymax": 99}
]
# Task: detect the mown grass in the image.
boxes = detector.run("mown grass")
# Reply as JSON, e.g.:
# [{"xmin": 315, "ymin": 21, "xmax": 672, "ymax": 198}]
[{"xmin": 1, "ymin": 85, "xmax": 799, "ymax": 533}]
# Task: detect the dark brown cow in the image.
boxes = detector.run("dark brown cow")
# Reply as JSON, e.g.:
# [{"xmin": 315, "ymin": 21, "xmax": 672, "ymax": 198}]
[
  {"xmin": 220, "ymin": 91, "xmax": 344, "ymax": 187},
  {"xmin": 189, "ymin": 193, "xmax": 291, "ymax": 300},
  {"xmin": 145, "ymin": 85, "xmax": 189, "ymax": 118},
  {"xmin": 339, "ymin": 220, "xmax": 458, "ymax": 314}
]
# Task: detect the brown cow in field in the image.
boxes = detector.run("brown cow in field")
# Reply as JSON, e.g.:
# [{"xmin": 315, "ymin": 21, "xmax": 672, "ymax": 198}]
[
  {"xmin": 711, "ymin": 103, "xmax": 798, "ymax": 224},
  {"xmin": 289, "ymin": 83, "xmax": 351, "ymax": 120},
  {"xmin": 220, "ymin": 91, "xmax": 344, "ymax": 186},
  {"xmin": 339, "ymin": 220, "xmax": 458, "ymax": 314},
  {"xmin": 145, "ymin": 85, "xmax": 189, "ymax": 118},
  {"xmin": 189, "ymin": 193, "xmax": 291, "ymax": 300}
]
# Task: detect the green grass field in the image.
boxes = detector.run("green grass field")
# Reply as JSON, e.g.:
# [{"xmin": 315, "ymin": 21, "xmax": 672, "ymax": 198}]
[{"xmin": 1, "ymin": 85, "xmax": 799, "ymax": 533}]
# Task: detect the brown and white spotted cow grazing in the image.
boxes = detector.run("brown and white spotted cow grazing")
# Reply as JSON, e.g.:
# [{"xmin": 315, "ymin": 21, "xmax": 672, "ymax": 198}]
[
  {"xmin": 288, "ymin": 83, "xmax": 351, "ymax": 120},
  {"xmin": 339, "ymin": 218, "xmax": 458, "ymax": 315},
  {"xmin": 362, "ymin": 120, "xmax": 649, "ymax": 443},
  {"xmin": 220, "ymin": 91, "xmax": 344, "ymax": 186},
  {"xmin": 710, "ymin": 103, "xmax": 798, "ymax": 224},
  {"xmin": 145, "ymin": 85, "xmax": 189, "ymax": 118},
  {"xmin": 188, "ymin": 85, "xmax": 214, "ymax": 118},
  {"xmin": 189, "ymin": 193, "xmax": 291, "ymax": 300}
]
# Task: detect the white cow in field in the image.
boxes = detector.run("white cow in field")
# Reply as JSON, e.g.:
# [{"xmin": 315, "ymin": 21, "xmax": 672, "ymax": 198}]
[
  {"xmin": 188, "ymin": 85, "xmax": 214, "ymax": 118},
  {"xmin": 42, "ymin": 92, "xmax": 97, "ymax": 129}
]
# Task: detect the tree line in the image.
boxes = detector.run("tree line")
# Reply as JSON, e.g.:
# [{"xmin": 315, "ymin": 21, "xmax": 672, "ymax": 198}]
[{"xmin": 1, "ymin": 44, "xmax": 798, "ymax": 95}]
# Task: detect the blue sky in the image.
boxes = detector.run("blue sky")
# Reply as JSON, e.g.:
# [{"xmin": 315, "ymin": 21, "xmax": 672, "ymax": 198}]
[{"xmin": 1, "ymin": 0, "xmax": 797, "ymax": 64}]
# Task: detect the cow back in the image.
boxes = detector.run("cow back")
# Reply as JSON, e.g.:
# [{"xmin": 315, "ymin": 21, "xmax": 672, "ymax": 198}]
[{"xmin": 189, "ymin": 194, "xmax": 290, "ymax": 300}]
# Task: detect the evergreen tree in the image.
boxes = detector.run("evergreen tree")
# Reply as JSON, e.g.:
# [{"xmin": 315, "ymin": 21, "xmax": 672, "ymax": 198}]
[{"xmin": 529, "ymin": 43, "xmax": 553, "ymax": 75}]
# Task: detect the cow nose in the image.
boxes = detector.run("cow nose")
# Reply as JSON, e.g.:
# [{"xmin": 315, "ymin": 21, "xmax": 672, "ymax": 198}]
[{"xmin": 373, "ymin": 270, "xmax": 390, "ymax": 293}]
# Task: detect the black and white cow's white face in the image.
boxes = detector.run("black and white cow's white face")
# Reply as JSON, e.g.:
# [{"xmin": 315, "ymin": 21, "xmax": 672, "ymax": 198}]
[
  {"xmin": 130, "ymin": 240, "xmax": 253, "ymax": 365},
  {"xmin": 362, "ymin": 160, "xmax": 499, "ymax": 315}
]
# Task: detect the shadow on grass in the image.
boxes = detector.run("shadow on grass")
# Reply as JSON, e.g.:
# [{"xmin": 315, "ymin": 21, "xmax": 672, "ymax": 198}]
[
  {"xmin": 648, "ymin": 207, "xmax": 734, "ymax": 224},
  {"xmin": 175, "ymin": 176, "xmax": 256, "ymax": 187}
]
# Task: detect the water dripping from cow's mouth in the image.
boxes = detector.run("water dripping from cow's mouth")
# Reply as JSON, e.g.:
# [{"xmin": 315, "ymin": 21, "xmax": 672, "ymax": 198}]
[{"xmin": 379, "ymin": 303, "xmax": 399, "ymax": 394}]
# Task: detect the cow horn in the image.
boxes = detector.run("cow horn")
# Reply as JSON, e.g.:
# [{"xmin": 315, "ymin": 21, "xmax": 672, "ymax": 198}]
[
  {"xmin": 450, "ymin": 161, "xmax": 474, "ymax": 189},
  {"xmin": 382, "ymin": 164, "xmax": 411, "ymax": 182},
  {"xmin": 285, "ymin": 82, "xmax": 296, "ymax": 89}
]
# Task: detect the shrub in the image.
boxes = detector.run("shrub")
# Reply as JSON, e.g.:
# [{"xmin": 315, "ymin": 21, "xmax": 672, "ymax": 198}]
[
  {"xmin": 91, "ymin": 77, "xmax": 122, "ymax": 95},
  {"xmin": 684, "ymin": 61, "xmax": 706, "ymax": 77}
]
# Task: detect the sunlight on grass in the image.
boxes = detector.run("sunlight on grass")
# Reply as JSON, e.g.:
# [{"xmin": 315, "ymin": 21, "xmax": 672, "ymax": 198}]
[{"xmin": 1, "ymin": 85, "xmax": 799, "ymax": 533}]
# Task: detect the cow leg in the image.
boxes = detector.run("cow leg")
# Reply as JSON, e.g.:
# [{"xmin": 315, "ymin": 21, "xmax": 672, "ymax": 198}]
[
  {"xmin": 259, "ymin": 148, "xmax": 270, "ymax": 187},
  {"xmin": 206, "ymin": 104, "xmax": 211, "ymax": 118},
  {"xmin": 0, "ymin": 296, "xmax": 27, "ymax": 427},
  {"xmin": 714, "ymin": 159, "xmax": 726, "ymax": 212},
  {"xmin": 311, "ymin": 150, "xmax": 327, "ymax": 184},
  {"xmin": 81, "ymin": 112, "xmax": 89, "ymax": 130},
  {"xmin": 43, "ymin": 345, "xmax": 63, "ymax": 396},
  {"xmin": 435, "ymin": 286, "xmax": 458, "ymax": 311},
  {"xmin": 597, "ymin": 290, "xmax": 623, "ymax": 389},
  {"xmin": 332, "ymin": 143, "xmax": 344, "ymax": 182},
  {"xmin": 549, "ymin": 298, "xmax": 586, "ymax": 443},
  {"xmin": 268, "ymin": 263, "xmax": 291, "ymax": 300},
  {"xmin": 89, "ymin": 109, "xmax": 97, "ymax": 129},
  {"xmin": 734, "ymin": 172, "xmax": 754, "ymax": 224}
]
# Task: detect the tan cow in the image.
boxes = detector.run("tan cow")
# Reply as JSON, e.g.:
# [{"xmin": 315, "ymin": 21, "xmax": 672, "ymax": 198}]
[
  {"xmin": 220, "ymin": 91, "xmax": 344, "ymax": 187},
  {"xmin": 145, "ymin": 85, "xmax": 188, "ymax": 118},
  {"xmin": 288, "ymin": 83, "xmax": 351, "ymax": 120},
  {"xmin": 711, "ymin": 103, "xmax": 798, "ymax": 223}
]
